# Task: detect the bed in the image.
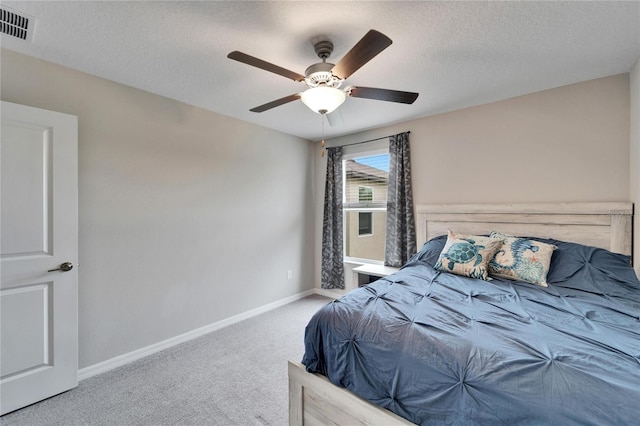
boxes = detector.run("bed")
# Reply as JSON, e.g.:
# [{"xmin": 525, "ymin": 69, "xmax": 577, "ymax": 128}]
[{"xmin": 289, "ymin": 202, "xmax": 638, "ymax": 425}]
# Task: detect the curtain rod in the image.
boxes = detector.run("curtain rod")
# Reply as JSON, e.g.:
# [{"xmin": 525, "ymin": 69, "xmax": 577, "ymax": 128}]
[{"xmin": 333, "ymin": 131, "xmax": 410, "ymax": 148}]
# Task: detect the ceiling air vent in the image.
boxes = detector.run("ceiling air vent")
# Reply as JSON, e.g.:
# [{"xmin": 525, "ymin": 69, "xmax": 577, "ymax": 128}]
[{"xmin": 0, "ymin": 6, "xmax": 34, "ymax": 42}]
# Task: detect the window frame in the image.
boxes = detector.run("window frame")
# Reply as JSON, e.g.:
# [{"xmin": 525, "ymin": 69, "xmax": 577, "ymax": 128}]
[{"xmin": 342, "ymin": 145, "xmax": 389, "ymax": 265}]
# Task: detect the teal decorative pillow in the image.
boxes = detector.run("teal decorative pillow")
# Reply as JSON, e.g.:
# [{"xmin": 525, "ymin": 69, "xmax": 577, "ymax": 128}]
[
  {"xmin": 435, "ymin": 230, "xmax": 504, "ymax": 280},
  {"xmin": 488, "ymin": 231, "xmax": 557, "ymax": 287}
]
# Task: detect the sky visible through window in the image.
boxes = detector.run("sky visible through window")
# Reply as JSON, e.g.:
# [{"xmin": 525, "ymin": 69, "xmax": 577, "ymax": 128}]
[{"xmin": 354, "ymin": 154, "xmax": 389, "ymax": 172}]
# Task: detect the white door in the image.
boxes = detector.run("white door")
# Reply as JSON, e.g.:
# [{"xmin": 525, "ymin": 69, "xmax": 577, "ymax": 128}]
[{"xmin": 0, "ymin": 101, "xmax": 78, "ymax": 415}]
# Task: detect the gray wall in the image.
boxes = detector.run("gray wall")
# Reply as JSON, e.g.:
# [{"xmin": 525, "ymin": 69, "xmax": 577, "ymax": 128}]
[
  {"xmin": 630, "ymin": 57, "xmax": 640, "ymax": 274},
  {"xmin": 1, "ymin": 49, "xmax": 315, "ymax": 368},
  {"xmin": 317, "ymin": 74, "xmax": 632, "ymax": 292}
]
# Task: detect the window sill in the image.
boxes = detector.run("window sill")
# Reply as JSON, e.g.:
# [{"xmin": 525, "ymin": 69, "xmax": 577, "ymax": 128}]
[
  {"xmin": 352, "ymin": 263, "xmax": 401, "ymax": 287},
  {"xmin": 352, "ymin": 264, "xmax": 400, "ymax": 278},
  {"xmin": 343, "ymin": 258, "xmax": 384, "ymax": 266}
]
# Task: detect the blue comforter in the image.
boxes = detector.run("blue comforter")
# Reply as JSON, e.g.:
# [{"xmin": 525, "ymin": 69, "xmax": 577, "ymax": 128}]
[{"xmin": 302, "ymin": 236, "xmax": 640, "ymax": 425}]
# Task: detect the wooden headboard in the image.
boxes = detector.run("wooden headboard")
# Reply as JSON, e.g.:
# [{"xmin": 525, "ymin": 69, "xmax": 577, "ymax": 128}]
[{"xmin": 416, "ymin": 202, "xmax": 633, "ymax": 259}]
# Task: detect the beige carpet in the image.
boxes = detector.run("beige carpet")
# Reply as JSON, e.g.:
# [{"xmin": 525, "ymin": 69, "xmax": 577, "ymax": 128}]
[{"xmin": 0, "ymin": 294, "xmax": 331, "ymax": 426}]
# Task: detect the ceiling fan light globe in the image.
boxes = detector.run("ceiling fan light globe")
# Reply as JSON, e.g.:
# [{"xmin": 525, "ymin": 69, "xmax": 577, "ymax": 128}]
[{"xmin": 301, "ymin": 87, "xmax": 346, "ymax": 114}]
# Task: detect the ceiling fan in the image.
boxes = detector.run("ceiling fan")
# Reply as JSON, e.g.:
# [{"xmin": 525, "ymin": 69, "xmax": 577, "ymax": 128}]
[{"xmin": 227, "ymin": 30, "xmax": 419, "ymax": 119}]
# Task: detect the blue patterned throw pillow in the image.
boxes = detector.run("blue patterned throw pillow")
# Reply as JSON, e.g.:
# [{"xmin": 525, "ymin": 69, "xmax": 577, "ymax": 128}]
[
  {"xmin": 435, "ymin": 230, "xmax": 504, "ymax": 280},
  {"xmin": 488, "ymin": 231, "xmax": 557, "ymax": 287}
]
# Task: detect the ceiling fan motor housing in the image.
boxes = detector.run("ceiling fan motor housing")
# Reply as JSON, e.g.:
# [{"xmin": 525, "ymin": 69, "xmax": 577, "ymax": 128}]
[
  {"xmin": 304, "ymin": 62, "xmax": 343, "ymax": 88},
  {"xmin": 303, "ymin": 40, "xmax": 344, "ymax": 88}
]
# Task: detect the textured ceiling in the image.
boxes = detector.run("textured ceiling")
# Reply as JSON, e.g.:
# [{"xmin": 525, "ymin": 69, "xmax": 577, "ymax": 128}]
[{"xmin": 1, "ymin": 1, "xmax": 639, "ymax": 140}]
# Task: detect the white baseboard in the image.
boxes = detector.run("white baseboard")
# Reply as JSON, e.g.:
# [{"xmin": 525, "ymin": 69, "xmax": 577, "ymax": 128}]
[
  {"xmin": 78, "ymin": 289, "xmax": 316, "ymax": 381},
  {"xmin": 313, "ymin": 287, "xmax": 341, "ymax": 299}
]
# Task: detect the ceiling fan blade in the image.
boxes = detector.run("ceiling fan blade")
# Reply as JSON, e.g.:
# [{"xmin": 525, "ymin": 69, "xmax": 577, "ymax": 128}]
[
  {"xmin": 250, "ymin": 94, "xmax": 301, "ymax": 113},
  {"xmin": 227, "ymin": 51, "xmax": 305, "ymax": 82},
  {"xmin": 331, "ymin": 30, "xmax": 393, "ymax": 80},
  {"xmin": 348, "ymin": 86, "xmax": 419, "ymax": 104}
]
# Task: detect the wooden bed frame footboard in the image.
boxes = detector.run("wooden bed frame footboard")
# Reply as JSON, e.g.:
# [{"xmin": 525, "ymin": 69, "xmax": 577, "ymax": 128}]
[
  {"xmin": 288, "ymin": 361, "xmax": 415, "ymax": 425},
  {"xmin": 289, "ymin": 202, "xmax": 633, "ymax": 425}
]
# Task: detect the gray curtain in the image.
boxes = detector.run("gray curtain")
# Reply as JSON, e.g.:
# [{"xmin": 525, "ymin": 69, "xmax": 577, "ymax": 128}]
[
  {"xmin": 321, "ymin": 147, "xmax": 344, "ymax": 289},
  {"xmin": 385, "ymin": 132, "xmax": 416, "ymax": 267}
]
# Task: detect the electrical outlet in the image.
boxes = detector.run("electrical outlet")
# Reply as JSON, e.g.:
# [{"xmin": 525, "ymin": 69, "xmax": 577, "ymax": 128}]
[{"xmin": 287, "ymin": 270, "xmax": 293, "ymax": 280}]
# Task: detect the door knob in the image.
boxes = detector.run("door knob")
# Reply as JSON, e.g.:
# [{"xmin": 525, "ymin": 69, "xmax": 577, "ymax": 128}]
[{"xmin": 48, "ymin": 262, "xmax": 74, "ymax": 272}]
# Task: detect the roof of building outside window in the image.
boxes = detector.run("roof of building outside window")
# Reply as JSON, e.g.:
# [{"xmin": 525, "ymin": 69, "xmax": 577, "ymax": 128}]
[{"xmin": 345, "ymin": 160, "xmax": 388, "ymax": 183}]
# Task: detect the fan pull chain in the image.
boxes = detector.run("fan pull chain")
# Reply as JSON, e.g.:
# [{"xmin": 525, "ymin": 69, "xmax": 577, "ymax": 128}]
[{"xmin": 321, "ymin": 114, "xmax": 326, "ymax": 157}]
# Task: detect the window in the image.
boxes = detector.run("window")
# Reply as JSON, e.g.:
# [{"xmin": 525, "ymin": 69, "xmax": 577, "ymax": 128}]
[
  {"xmin": 343, "ymin": 152, "xmax": 389, "ymax": 262},
  {"xmin": 358, "ymin": 212, "xmax": 373, "ymax": 235},
  {"xmin": 358, "ymin": 186, "xmax": 373, "ymax": 202}
]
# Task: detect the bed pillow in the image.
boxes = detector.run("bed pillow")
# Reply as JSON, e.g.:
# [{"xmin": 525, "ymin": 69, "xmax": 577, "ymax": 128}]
[
  {"xmin": 409, "ymin": 235, "xmax": 447, "ymax": 267},
  {"xmin": 435, "ymin": 230, "xmax": 503, "ymax": 280},
  {"xmin": 488, "ymin": 231, "xmax": 557, "ymax": 287},
  {"xmin": 538, "ymin": 238, "xmax": 640, "ymax": 293}
]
